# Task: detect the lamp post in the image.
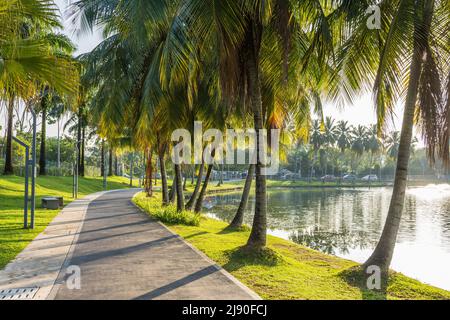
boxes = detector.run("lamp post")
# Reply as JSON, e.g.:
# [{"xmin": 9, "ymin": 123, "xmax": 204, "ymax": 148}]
[
  {"xmin": 30, "ymin": 109, "xmax": 37, "ymax": 229},
  {"xmin": 73, "ymin": 140, "xmax": 80, "ymax": 199},
  {"xmin": 12, "ymin": 137, "xmax": 30, "ymax": 229}
]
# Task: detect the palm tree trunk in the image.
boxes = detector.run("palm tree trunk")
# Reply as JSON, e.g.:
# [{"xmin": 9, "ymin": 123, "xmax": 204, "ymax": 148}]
[
  {"xmin": 145, "ymin": 148, "xmax": 153, "ymax": 197},
  {"xmin": 183, "ymin": 170, "xmax": 187, "ymax": 191},
  {"xmin": 129, "ymin": 153, "xmax": 134, "ymax": 187},
  {"xmin": 114, "ymin": 154, "xmax": 119, "ymax": 175},
  {"xmin": 245, "ymin": 21, "xmax": 267, "ymax": 248},
  {"xmin": 230, "ymin": 164, "xmax": 255, "ymax": 228},
  {"xmin": 101, "ymin": 139, "xmax": 105, "ymax": 176},
  {"xmin": 169, "ymin": 176, "xmax": 176, "ymax": 204},
  {"xmin": 159, "ymin": 144, "xmax": 169, "ymax": 205},
  {"xmin": 186, "ymin": 161, "xmax": 205, "ymax": 210},
  {"xmin": 174, "ymin": 164, "xmax": 185, "ymax": 212},
  {"xmin": 3, "ymin": 96, "xmax": 15, "ymax": 175},
  {"xmin": 194, "ymin": 159, "xmax": 214, "ymax": 213},
  {"xmin": 363, "ymin": 0, "xmax": 433, "ymax": 274},
  {"xmin": 38, "ymin": 103, "xmax": 47, "ymax": 176},
  {"xmin": 108, "ymin": 147, "xmax": 113, "ymax": 176}
]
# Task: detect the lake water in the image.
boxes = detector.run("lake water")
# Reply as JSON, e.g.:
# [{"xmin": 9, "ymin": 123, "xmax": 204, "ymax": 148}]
[{"xmin": 204, "ymin": 184, "xmax": 450, "ymax": 290}]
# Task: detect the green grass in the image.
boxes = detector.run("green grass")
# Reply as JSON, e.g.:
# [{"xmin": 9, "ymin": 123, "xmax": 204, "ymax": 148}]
[
  {"xmin": 133, "ymin": 192, "xmax": 450, "ymax": 300},
  {"xmin": 0, "ymin": 175, "xmax": 136, "ymax": 269},
  {"xmin": 134, "ymin": 192, "xmax": 201, "ymax": 226}
]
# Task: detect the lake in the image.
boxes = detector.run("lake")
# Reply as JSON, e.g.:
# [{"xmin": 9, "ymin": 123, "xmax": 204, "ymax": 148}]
[{"xmin": 204, "ymin": 184, "xmax": 450, "ymax": 290}]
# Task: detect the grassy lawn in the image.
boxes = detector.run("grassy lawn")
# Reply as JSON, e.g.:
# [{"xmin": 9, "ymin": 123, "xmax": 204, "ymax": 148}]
[
  {"xmin": 0, "ymin": 175, "xmax": 137, "ymax": 269},
  {"xmin": 133, "ymin": 191, "xmax": 450, "ymax": 300}
]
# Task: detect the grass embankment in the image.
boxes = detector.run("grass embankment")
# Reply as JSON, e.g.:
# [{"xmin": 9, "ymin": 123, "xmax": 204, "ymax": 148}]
[
  {"xmin": 0, "ymin": 175, "xmax": 137, "ymax": 269},
  {"xmin": 133, "ymin": 191, "xmax": 450, "ymax": 300}
]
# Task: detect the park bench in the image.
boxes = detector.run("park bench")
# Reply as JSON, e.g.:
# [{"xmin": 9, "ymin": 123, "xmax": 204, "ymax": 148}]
[{"xmin": 41, "ymin": 197, "xmax": 64, "ymax": 210}]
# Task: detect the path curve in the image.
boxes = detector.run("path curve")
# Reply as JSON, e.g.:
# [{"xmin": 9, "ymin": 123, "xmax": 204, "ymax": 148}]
[{"xmin": 46, "ymin": 189, "xmax": 259, "ymax": 300}]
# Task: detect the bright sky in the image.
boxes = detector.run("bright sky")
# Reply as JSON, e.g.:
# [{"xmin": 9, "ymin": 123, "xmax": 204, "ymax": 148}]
[{"xmin": 1, "ymin": 1, "xmax": 404, "ymax": 140}]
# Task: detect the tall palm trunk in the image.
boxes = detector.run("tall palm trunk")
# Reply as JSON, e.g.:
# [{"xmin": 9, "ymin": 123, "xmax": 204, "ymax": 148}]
[
  {"xmin": 145, "ymin": 148, "xmax": 153, "ymax": 197},
  {"xmin": 183, "ymin": 170, "xmax": 187, "ymax": 191},
  {"xmin": 230, "ymin": 164, "xmax": 255, "ymax": 228},
  {"xmin": 38, "ymin": 103, "xmax": 47, "ymax": 175},
  {"xmin": 245, "ymin": 21, "xmax": 267, "ymax": 248},
  {"xmin": 101, "ymin": 139, "xmax": 105, "ymax": 176},
  {"xmin": 174, "ymin": 164, "xmax": 185, "ymax": 212},
  {"xmin": 186, "ymin": 161, "xmax": 205, "ymax": 210},
  {"xmin": 194, "ymin": 159, "xmax": 214, "ymax": 213},
  {"xmin": 114, "ymin": 154, "xmax": 119, "ymax": 175},
  {"xmin": 169, "ymin": 176, "xmax": 176, "ymax": 204},
  {"xmin": 364, "ymin": 0, "xmax": 434, "ymax": 274},
  {"xmin": 108, "ymin": 148, "xmax": 114, "ymax": 176},
  {"xmin": 159, "ymin": 144, "xmax": 169, "ymax": 205},
  {"xmin": 3, "ymin": 96, "xmax": 15, "ymax": 175}
]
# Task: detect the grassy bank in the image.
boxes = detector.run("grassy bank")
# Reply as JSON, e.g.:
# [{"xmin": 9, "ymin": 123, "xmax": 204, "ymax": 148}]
[
  {"xmin": 0, "ymin": 175, "xmax": 136, "ymax": 269},
  {"xmin": 133, "ymin": 191, "xmax": 450, "ymax": 300}
]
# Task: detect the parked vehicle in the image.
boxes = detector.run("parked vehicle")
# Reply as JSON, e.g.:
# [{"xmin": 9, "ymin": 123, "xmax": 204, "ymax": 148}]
[
  {"xmin": 342, "ymin": 174, "xmax": 357, "ymax": 181},
  {"xmin": 321, "ymin": 175, "xmax": 336, "ymax": 182},
  {"xmin": 361, "ymin": 174, "xmax": 378, "ymax": 182}
]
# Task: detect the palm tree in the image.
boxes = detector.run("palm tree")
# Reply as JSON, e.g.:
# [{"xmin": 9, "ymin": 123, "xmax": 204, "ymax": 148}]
[
  {"xmin": 385, "ymin": 131, "xmax": 400, "ymax": 159},
  {"xmin": 229, "ymin": 164, "xmax": 255, "ymax": 228},
  {"xmin": 310, "ymin": 120, "xmax": 324, "ymax": 178},
  {"xmin": 351, "ymin": 125, "xmax": 368, "ymax": 157},
  {"xmin": 1, "ymin": 1, "xmax": 79, "ymax": 174},
  {"xmin": 339, "ymin": 0, "xmax": 449, "ymax": 274},
  {"xmin": 71, "ymin": 0, "xmax": 360, "ymax": 248},
  {"xmin": 336, "ymin": 120, "xmax": 352, "ymax": 175},
  {"xmin": 323, "ymin": 117, "xmax": 338, "ymax": 175},
  {"xmin": 336, "ymin": 121, "xmax": 351, "ymax": 153},
  {"xmin": 366, "ymin": 124, "xmax": 381, "ymax": 176}
]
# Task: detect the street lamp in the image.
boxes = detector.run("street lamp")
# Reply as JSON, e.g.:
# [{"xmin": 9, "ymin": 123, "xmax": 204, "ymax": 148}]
[
  {"xmin": 12, "ymin": 137, "xmax": 30, "ymax": 229},
  {"xmin": 29, "ymin": 108, "xmax": 37, "ymax": 229}
]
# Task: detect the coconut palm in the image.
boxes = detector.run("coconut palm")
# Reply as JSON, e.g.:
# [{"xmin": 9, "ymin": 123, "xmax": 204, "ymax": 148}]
[
  {"xmin": 385, "ymin": 131, "xmax": 400, "ymax": 159},
  {"xmin": 350, "ymin": 125, "xmax": 368, "ymax": 157},
  {"xmin": 336, "ymin": 120, "xmax": 352, "ymax": 153},
  {"xmin": 338, "ymin": 0, "xmax": 450, "ymax": 274},
  {"xmin": 322, "ymin": 117, "xmax": 338, "ymax": 174},
  {"xmin": 1, "ymin": 0, "xmax": 79, "ymax": 174},
  {"xmin": 71, "ymin": 0, "xmax": 370, "ymax": 248}
]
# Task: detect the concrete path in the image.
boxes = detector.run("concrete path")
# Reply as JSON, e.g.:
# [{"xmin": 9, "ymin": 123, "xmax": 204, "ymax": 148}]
[{"xmin": 1, "ymin": 189, "xmax": 259, "ymax": 300}]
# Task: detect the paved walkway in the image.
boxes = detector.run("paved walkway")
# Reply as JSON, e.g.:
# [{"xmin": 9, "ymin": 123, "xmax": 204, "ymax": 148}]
[{"xmin": 0, "ymin": 189, "xmax": 259, "ymax": 300}]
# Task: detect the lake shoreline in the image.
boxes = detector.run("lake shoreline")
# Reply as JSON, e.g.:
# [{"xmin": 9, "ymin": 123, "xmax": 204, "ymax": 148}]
[{"xmin": 133, "ymin": 191, "xmax": 450, "ymax": 300}]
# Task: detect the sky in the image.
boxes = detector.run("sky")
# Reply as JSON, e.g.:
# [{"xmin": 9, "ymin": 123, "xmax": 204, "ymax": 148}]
[{"xmin": 1, "ymin": 1, "xmax": 404, "ymax": 140}]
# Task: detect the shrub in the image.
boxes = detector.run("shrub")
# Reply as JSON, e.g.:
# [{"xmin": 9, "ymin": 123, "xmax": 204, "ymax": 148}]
[{"xmin": 133, "ymin": 192, "xmax": 201, "ymax": 226}]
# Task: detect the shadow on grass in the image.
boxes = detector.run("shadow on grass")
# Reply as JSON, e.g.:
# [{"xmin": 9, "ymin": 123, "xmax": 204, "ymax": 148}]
[
  {"xmin": 183, "ymin": 231, "xmax": 208, "ymax": 240},
  {"xmin": 217, "ymin": 225, "xmax": 250, "ymax": 235},
  {"xmin": 339, "ymin": 266, "xmax": 388, "ymax": 300},
  {"xmin": 223, "ymin": 245, "xmax": 284, "ymax": 272}
]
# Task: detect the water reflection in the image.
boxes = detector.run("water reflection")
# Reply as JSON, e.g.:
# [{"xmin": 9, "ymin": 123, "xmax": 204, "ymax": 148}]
[{"xmin": 205, "ymin": 185, "xmax": 450, "ymax": 290}]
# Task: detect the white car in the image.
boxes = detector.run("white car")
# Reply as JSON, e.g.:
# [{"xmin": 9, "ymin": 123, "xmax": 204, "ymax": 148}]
[{"xmin": 361, "ymin": 174, "xmax": 378, "ymax": 182}]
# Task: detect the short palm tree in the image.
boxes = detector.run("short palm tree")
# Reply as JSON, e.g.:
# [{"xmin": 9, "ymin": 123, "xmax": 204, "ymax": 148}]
[{"xmin": 1, "ymin": 1, "xmax": 79, "ymax": 174}]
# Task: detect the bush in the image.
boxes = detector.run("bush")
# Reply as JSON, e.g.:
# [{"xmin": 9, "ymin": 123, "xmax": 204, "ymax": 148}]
[{"xmin": 133, "ymin": 192, "xmax": 201, "ymax": 226}]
